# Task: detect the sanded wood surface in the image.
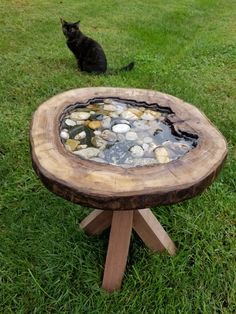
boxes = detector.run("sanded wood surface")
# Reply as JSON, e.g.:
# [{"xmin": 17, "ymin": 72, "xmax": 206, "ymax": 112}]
[
  {"xmin": 102, "ymin": 211, "xmax": 133, "ymax": 292},
  {"xmin": 30, "ymin": 87, "xmax": 227, "ymax": 210},
  {"xmin": 79, "ymin": 209, "xmax": 112, "ymax": 235},
  {"xmin": 133, "ymin": 209, "xmax": 176, "ymax": 255}
]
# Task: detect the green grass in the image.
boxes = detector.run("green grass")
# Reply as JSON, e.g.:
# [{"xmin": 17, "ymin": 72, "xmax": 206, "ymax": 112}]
[{"xmin": 0, "ymin": 0, "xmax": 236, "ymax": 313}]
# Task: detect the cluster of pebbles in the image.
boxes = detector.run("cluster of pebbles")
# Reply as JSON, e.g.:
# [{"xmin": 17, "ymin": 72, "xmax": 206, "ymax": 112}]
[{"xmin": 60, "ymin": 99, "xmax": 197, "ymax": 167}]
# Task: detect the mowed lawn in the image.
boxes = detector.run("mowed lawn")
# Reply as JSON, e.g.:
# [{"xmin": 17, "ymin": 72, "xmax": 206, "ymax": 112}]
[{"xmin": 0, "ymin": 0, "xmax": 236, "ymax": 313}]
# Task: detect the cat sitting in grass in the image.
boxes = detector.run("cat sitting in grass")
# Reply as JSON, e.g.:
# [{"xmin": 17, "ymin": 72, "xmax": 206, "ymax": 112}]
[{"xmin": 61, "ymin": 19, "xmax": 134, "ymax": 74}]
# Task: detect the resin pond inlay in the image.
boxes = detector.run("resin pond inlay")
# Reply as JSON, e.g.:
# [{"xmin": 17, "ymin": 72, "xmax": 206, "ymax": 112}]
[{"xmin": 59, "ymin": 98, "xmax": 198, "ymax": 167}]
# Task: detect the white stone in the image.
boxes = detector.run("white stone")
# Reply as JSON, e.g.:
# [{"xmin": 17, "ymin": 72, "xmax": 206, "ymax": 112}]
[
  {"xmin": 101, "ymin": 116, "xmax": 111, "ymax": 129},
  {"xmin": 74, "ymin": 131, "xmax": 86, "ymax": 140},
  {"xmin": 94, "ymin": 130, "xmax": 102, "ymax": 136},
  {"xmin": 154, "ymin": 146, "xmax": 170, "ymax": 163},
  {"xmin": 60, "ymin": 130, "xmax": 69, "ymax": 140},
  {"xmin": 130, "ymin": 145, "xmax": 144, "ymax": 157},
  {"xmin": 125, "ymin": 131, "xmax": 138, "ymax": 141},
  {"xmin": 73, "ymin": 147, "xmax": 100, "ymax": 159},
  {"xmin": 70, "ymin": 112, "xmax": 90, "ymax": 120},
  {"xmin": 76, "ymin": 120, "xmax": 86, "ymax": 125},
  {"xmin": 143, "ymin": 137, "xmax": 153, "ymax": 144},
  {"xmin": 121, "ymin": 110, "xmax": 138, "ymax": 121},
  {"xmin": 142, "ymin": 143, "xmax": 149, "ymax": 151},
  {"xmin": 65, "ymin": 119, "xmax": 76, "ymax": 127},
  {"xmin": 112, "ymin": 124, "xmax": 131, "ymax": 133}
]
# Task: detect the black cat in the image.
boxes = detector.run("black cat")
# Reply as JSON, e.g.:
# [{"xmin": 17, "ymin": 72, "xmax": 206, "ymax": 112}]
[{"xmin": 61, "ymin": 19, "xmax": 134, "ymax": 74}]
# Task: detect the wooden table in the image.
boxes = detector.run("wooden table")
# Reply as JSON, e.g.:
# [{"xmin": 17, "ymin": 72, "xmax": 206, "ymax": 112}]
[{"xmin": 30, "ymin": 87, "xmax": 227, "ymax": 292}]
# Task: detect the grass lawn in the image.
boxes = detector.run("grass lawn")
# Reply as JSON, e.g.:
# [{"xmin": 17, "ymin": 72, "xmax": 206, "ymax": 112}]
[{"xmin": 0, "ymin": 0, "xmax": 236, "ymax": 313}]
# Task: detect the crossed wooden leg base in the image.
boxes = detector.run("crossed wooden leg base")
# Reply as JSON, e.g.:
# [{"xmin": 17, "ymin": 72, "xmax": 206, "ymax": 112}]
[{"xmin": 80, "ymin": 208, "xmax": 176, "ymax": 293}]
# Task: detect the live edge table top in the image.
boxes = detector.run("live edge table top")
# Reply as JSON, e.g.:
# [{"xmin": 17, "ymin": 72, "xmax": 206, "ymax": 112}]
[{"xmin": 30, "ymin": 87, "xmax": 227, "ymax": 210}]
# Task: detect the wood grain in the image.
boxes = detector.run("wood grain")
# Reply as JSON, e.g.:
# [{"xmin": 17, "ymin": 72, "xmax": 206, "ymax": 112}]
[
  {"xmin": 102, "ymin": 211, "xmax": 133, "ymax": 292},
  {"xmin": 80, "ymin": 209, "xmax": 112, "ymax": 235},
  {"xmin": 133, "ymin": 208, "xmax": 176, "ymax": 255},
  {"xmin": 30, "ymin": 87, "xmax": 227, "ymax": 210}
]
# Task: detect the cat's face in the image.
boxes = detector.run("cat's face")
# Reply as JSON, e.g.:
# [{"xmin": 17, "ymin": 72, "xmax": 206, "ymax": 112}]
[{"xmin": 61, "ymin": 19, "xmax": 80, "ymax": 39}]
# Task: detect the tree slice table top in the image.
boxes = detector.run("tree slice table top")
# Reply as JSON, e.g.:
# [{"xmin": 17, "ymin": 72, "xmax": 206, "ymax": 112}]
[
  {"xmin": 30, "ymin": 87, "xmax": 227, "ymax": 292},
  {"xmin": 30, "ymin": 87, "xmax": 227, "ymax": 210}
]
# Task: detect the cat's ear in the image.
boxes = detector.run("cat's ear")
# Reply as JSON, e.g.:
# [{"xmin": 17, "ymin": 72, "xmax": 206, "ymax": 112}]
[
  {"xmin": 74, "ymin": 20, "xmax": 81, "ymax": 26},
  {"xmin": 60, "ymin": 18, "xmax": 66, "ymax": 25}
]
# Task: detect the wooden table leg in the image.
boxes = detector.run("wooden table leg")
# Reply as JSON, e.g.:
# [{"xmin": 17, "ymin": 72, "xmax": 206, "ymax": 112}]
[
  {"xmin": 80, "ymin": 209, "xmax": 112, "ymax": 235},
  {"xmin": 133, "ymin": 208, "xmax": 176, "ymax": 255},
  {"xmin": 102, "ymin": 210, "xmax": 133, "ymax": 292},
  {"xmin": 80, "ymin": 208, "xmax": 176, "ymax": 292}
]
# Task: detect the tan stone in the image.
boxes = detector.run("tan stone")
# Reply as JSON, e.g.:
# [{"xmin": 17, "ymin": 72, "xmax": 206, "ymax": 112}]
[
  {"xmin": 154, "ymin": 146, "xmax": 170, "ymax": 163},
  {"xmin": 65, "ymin": 139, "xmax": 80, "ymax": 151},
  {"xmin": 88, "ymin": 120, "xmax": 102, "ymax": 129}
]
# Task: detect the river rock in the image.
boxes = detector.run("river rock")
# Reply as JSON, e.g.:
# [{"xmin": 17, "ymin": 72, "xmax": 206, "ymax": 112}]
[
  {"xmin": 74, "ymin": 131, "xmax": 86, "ymax": 140},
  {"xmin": 65, "ymin": 119, "xmax": 77, "ymax": 127},
  {"xmin": 154, "ymin": 146, "xmax": 170, "ymax": 163},
  {"xmin": 130, "ymin": 145, "xmax": 144, "ymax": 157},
  {"xmin": 69, "ymin": 125, "xmax": 86, "ymax": 139},
  {"xmin": 141, "ymin": 112, "xmax": 156, "ymax": 121},
  {"xmin": 65, "ymin": 139, "xmax": 80, "ymax": 151},
  {"xmin": 104, "ymin": 104, "xmax": 117, "ymax": 111},
  {"xmin": 128, "ymin": 107, "xmax": 143, "ymax": 117},
  {"xmin": 142, "ymin": 143, "xmax": 149, "ymax": 151},
  {"xmin": 101, "ymin": 130, "xmax": 117, "ymax": 142},
  {"xmin": 112, "ymin": 102, "xmax": 127, "ymax": 113},
  {"xmin": 70, "ymin": 112, "xmax": 90, "ymax": 120},
  {"xmin": 91, "ymin": 136, "xmax": 107, "ymax": 149},
  {"xmin": 121, "ymin": 110, "xmax": 139, "ymax": 121},
  {"xmin": 125, "ymin": 131, "xmax": 138, "ymax": 141},
  {"xmin": 94, "ymin": 130, "xmax": 102, "ymax": 136},
  {"xmin": 101, "ymin": 116, "xmax": 111, "ymax": 129},
  {"xmin": 73, "ymin": 147, "xmax": 100, "ymax": 159},
  {"xmin": 88, "ymin": 120, "xmax": 101, "ymax": 130},
  {"xmin": 117, "ymin": 134, "xmax": 126, "ymax": 142},
  {"xmin": 76, "ymin": 120, "xmax": 87, "ymax": 125},
  {"xmin": 112, "ymin": 124, "xmax": 131, "ymax": 133},
  {"xmin": 60, "ymin": 130, "xmax": 69, "ymax": 140},
  {"xmin": 143, "ymin": 136, "xmax": 153, "ymax": 144},
  {"xmin": 104, "ymin": 99, "xmax": 112, "ymax": 104}
]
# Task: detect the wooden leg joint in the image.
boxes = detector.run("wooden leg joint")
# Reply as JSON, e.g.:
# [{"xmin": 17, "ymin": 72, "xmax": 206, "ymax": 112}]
[{"xmin": 80, "ymin": 208, "xmax": 176, "ymax": 292}]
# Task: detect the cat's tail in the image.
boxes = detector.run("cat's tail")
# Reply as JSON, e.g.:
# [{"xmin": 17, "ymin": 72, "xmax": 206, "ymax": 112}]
[
  {"xmin": 108, "ymin": 62, "xmax": 135, "ymax": 74},
  {"xmin": 119, "ymin": 61, "xmax": 135, "ymax": 72}
]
